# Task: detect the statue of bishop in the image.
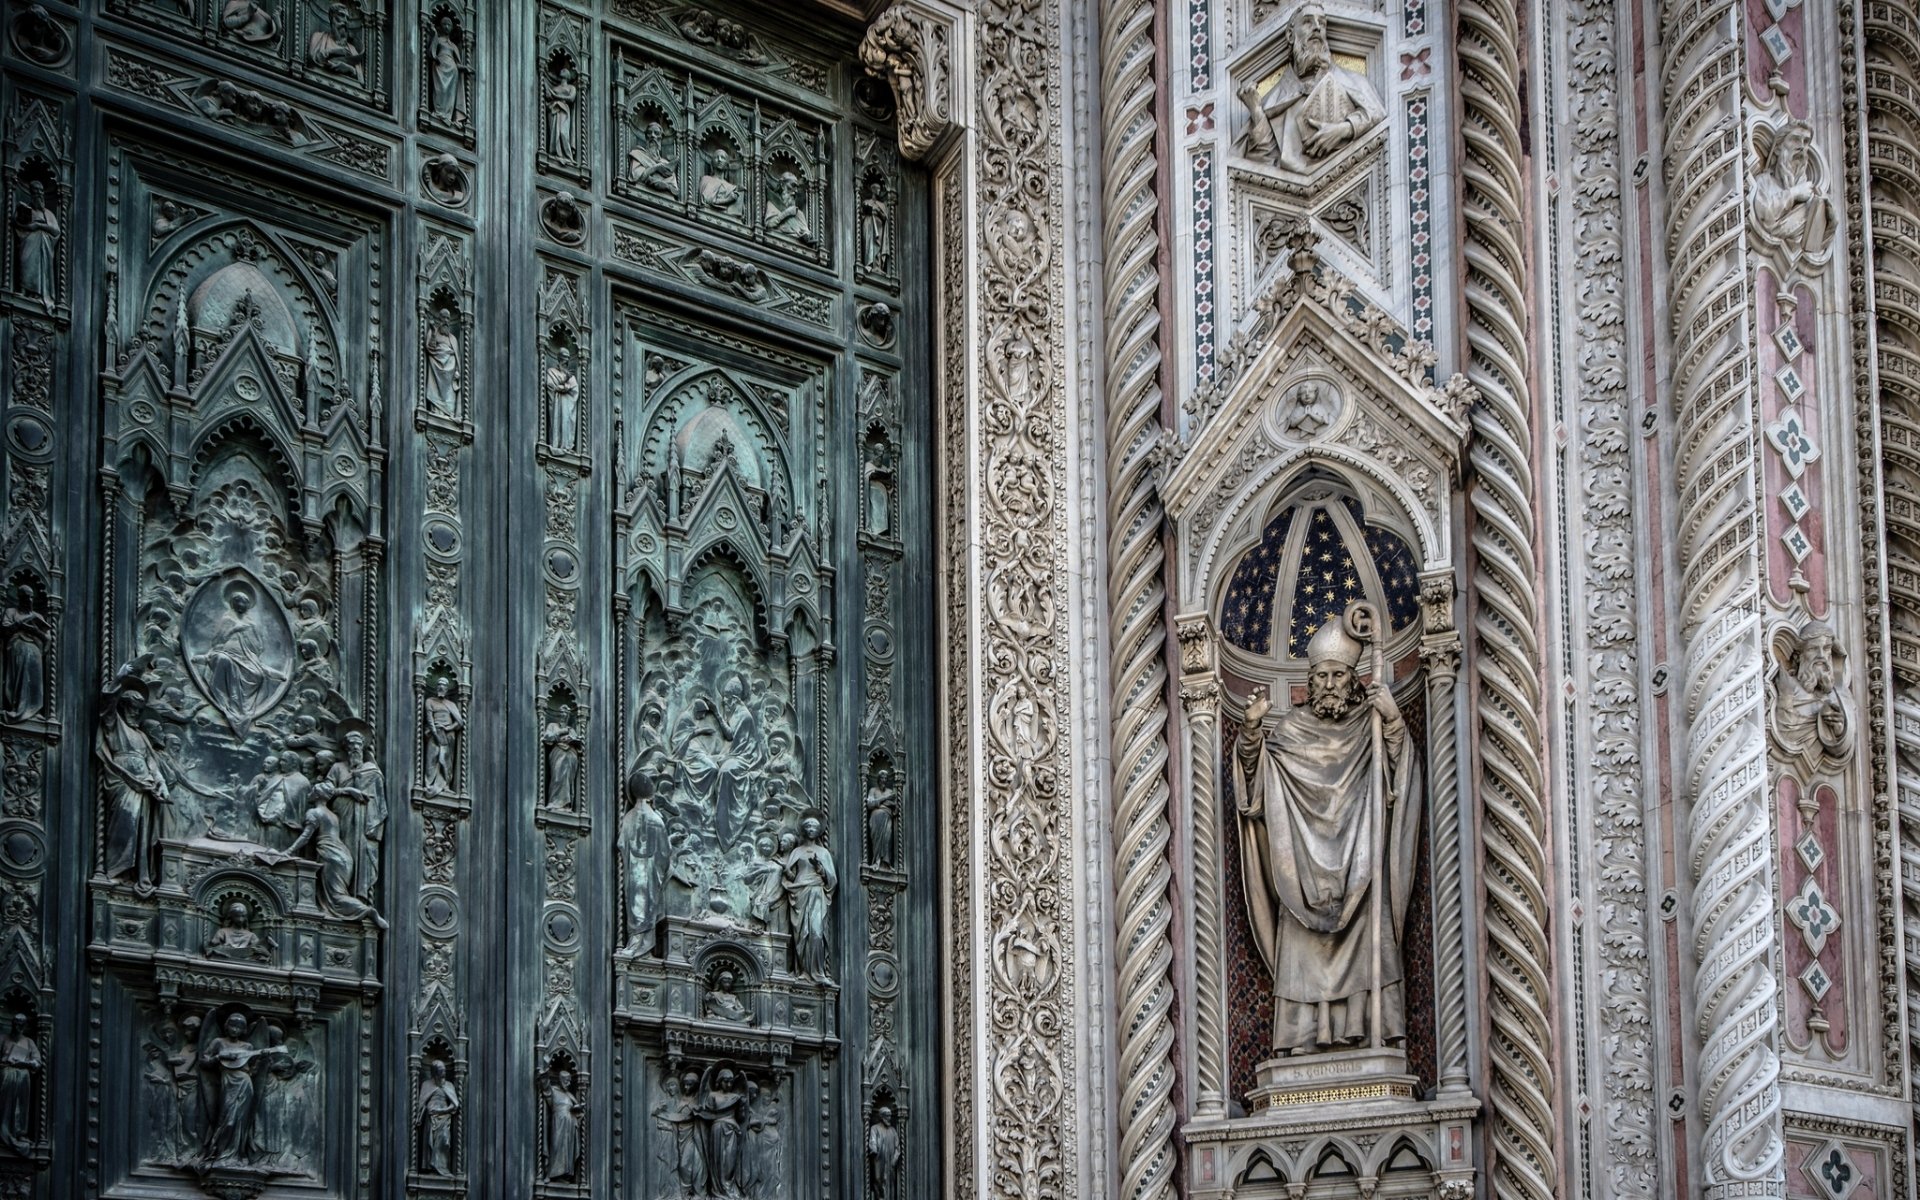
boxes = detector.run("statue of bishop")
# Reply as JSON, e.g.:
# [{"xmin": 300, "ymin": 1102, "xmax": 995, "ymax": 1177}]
[{"xmin": 1234, "ymin": 612, "xmax": 1420, "ymax": 1055}]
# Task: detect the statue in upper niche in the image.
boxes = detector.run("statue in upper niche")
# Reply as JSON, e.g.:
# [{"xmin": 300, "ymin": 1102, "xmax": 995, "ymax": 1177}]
[
  {"xmin": 1238, "ymin": 3, "xmax": 1384, "ymax": 174},
  {"xmin": 221, "ymin": 0, "xmax": 280, "ymax": 44},
  {"xmin": 765, "ymin": 171, "xmax": 813, "ymax": 241},
  {"xmin": 1751, "ymin": 120, "xmax": 1835, "ymax": 276},
  {"xmin": 1769, "ymin": 618, "xmax": 1854, "ymax": 775},
  {"xmin": 1233, "ymin": 608, "xmax": 1420, "ymax": 1055},
  {"xmin": 427, "ymin": 14, "xmax": 463, "ymax": 118},
  {"xmin": 701, "ymin": 149, "xmax": 744, "ymax": 212},
  {"xmin": 308, "ymin": 4, "xmax": 366, "ymax": 81},
  {"xmin": 628, "ymin": 122, "xmax": 680, "ymax": 195}
]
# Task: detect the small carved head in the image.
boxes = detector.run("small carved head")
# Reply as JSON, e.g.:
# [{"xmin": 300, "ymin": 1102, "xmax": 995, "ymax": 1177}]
[
  {"xmin": 556, "ymin": 1069, "xmax": 573, "ymax": 1090},
  {"xmin": 680, "ymin": 1069, "xmax": 700, "ymax": 1096},
  {"xmin": 877, "ymin": 1104, "xmax": 895, "ymax": 1126},
  {"xmin": 1770, "ymin": 123, "xmax": 1814, "ymax": 182},
  {"xmin": 224, "ymin": 1013, "xmax": 248, "ymax": 1039},
  {"xmin": 12, "ymin": 584, "xmax": 33, "ymax": 609},
  {"xmin": 1291, "ymin": 2, "xmax": 1332, "ymax": 71},
  {"xmin": 715, "ymin": 1067, "xmax": 736, "ymax": 1091},
  {"xmin": 800, "ymin": 816, "xmax": 823, "ymax": 843},
  {"xmin": 9, "ymin": 1013, "xmax": 27, "ymax": 1037},
  {"xmin": 224, "ymin": 581, "xmax": 256, "ymax": 614},
  {"xmin": 715, "ymin": 967, "xmax": 737, "ymax": 993},
  {"xmin": 226, "ymin": 901, "xmax": 251, "ymax": 928},
  {"xmin": 434, "ymin": 677, "xmax": 451, "ymax": 698},
  {"xmin": 428, "ymin": 1059, "xmax": 448, "ymax": 1082},
  {"xmin": 1791, "ymin": 619, "xmax": 1839, "ymax": 691}
]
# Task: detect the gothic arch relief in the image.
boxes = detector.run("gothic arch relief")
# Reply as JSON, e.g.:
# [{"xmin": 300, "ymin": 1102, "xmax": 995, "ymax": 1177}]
[
  {"xmin": 86, "ymin": 138, "xmax": 388, "ymax": 1199},
  {"xmin": 1163, "ymin": 251, "xmax": 1475, "ymax": 1196}
]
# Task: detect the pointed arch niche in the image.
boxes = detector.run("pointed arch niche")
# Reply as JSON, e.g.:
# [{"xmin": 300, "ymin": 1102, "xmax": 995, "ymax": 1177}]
[{"xmin": 1161, "ymin": 285, "xmax": 1477, "ymax": 1196}]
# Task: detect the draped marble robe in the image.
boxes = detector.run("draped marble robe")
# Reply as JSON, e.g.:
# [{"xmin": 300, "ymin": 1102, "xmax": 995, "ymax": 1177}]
[{"xmin": 1234, "ymin": 694, "xmax": 1420, "ymax": 1053}]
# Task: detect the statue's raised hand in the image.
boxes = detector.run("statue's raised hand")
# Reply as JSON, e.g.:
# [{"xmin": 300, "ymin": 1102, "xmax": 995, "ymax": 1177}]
[{"xmin": 1240, "ymin": 688, "xmax": 1271, "ymax": 732}]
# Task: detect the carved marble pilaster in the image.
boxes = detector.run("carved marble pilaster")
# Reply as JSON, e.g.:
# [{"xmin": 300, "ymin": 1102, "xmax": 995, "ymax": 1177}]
[
  {"xmin": 887, "ymin": 1, "xmax": 1105, "ymax": 1195},
  {"xmin": 1541, "ymin": 0, "xmax": 1659, "ymax": 1192},
  {"xmin": 1175, "ymin": 617, "xmax": 1227, "ymax": 1120},
  {"xmin": 1417, "ymin": 577, "xmax": 1468, "ymax": 1097},
  {"xmin": 1099, "ymin": 0, "xmax": 1178, "ymax": 1194}
]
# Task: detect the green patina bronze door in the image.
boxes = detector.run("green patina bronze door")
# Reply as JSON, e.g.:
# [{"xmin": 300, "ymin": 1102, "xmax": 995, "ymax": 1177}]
[{"xmin": 3, "ymin": 1, "xmax": 937, "ymax": 1196}]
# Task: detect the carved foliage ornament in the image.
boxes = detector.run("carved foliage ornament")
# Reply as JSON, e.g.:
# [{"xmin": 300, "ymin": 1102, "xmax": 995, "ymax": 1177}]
[{"xmin": 859, "ymin": 6, "xmax": 954, "ymax": 162}]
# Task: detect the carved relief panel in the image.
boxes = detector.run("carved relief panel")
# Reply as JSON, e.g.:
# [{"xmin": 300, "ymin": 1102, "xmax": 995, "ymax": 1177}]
[
  {"xmin": 19, "ymin": 2, "xmax": 930, "ymax": 1196},
  {"xmin": 88, "ymin": 137, "xmax": 388, "ymax": 1198},
  {"xmin": 522, "ymin": 5, "xmax": 935, "ymax": 1199}
]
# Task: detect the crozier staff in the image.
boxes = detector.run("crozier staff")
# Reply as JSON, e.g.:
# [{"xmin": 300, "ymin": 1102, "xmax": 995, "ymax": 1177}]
[{"xmin": 1234, "ymin": 606, "xmax": 1420, "ymax": 1055}]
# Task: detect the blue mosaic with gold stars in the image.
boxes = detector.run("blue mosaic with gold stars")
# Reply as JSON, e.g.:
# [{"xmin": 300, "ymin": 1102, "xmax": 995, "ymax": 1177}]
[
  {"xmin": 1219, "ymin": 496, "xmax": 1422, "ymax": 657},
  {"xmin": 1350, "ymin": 497, "xmax": 1422, "ymax": 634},
  {"xmin": 1219, "ymin": 507, "xmax": 1295, "ymax": 653},
  {"xmin": 1289, "ymin": 506, "xmax": 1370, "ymax": 657}
]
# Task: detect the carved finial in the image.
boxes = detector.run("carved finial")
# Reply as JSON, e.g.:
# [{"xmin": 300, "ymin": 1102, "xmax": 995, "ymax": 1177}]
[
  {"xmin": 1438, "ymin": 372, "xmax": 1479, "ymax": 425},
  {"xmin": 860, "ymin": 5, "xmax": 954, "ymax": 161},
  {"xmin": 172, "ymin": 295, "xmax": 191, "ymax": 389}
]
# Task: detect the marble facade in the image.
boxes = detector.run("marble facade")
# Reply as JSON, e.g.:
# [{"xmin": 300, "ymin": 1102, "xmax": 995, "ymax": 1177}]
[{"xmin": 5, "ymin": 0, "xmax": 1920, "ymax": 1196}]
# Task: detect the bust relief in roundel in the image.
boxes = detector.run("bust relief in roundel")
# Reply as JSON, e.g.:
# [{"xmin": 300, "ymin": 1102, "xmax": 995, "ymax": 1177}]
[
  {"xmin": 182, "ymin": 566, "xmax": 296, "ymax": 737},
  {"xmin": 1266, "ymin": 373, "xmax": 1346, "ymax": 445}
]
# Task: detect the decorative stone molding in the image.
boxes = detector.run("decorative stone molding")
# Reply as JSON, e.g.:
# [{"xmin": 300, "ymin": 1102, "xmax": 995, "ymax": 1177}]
[
  {"xmin": 1097, "ymin": 0, "xmax": 1180, "ymax": 1195},
  {"xmin": 1549, "ymin": 0, "xmax": 1659, "ymax": 1191},
  {"xmin": 860, "ymin": 3, "xmax": 961, "ymax": 163},
  {"xmin": 903, "ymin": 1, "xmax": 1101, "ymax": 1195},
  {"xmin": 1454, "ymin": 1, "xmax": 1558, "ymax": 1198},
  {"xmin": 1859, "ymin": 0, "xmax": 1920, "ymax": 1143},
  {"xmin": 1657, "ymin": 0, "xmax": 1786, "ymax": 1192}
]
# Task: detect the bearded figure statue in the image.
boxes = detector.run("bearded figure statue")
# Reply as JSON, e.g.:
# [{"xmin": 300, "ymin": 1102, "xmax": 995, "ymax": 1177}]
[
  {"xmin": 1234, "ymin": 616, "xmax": 1421, "ymax": 1056},
  {"xmin": 1770, "ymin": 618, "xmax": 1854, "ymax": 776},
  {"xmin": 1238, "ymin": 3, "xmax": 1385, "ymax": 174}
]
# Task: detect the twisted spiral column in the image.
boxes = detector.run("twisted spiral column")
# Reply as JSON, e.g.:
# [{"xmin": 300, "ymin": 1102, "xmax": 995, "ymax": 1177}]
[
  {"xmin": 1455, "ymin": 2, "xmax": 1557, "ymax": 1198},
  {"xmin": 1422, "ymin": 639, "xmax": 1469, "ymax": 1094},
  {"xmin": 1657, "ymin": 1, "xmax": 1784, "ymax": 1192},
  {"xmin": 1099, "ymin": 0, "xmax": 1179, "ymax": 1195}
]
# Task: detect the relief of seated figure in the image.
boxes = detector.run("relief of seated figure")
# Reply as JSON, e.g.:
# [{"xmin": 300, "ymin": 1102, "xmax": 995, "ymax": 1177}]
[{"xmin": 204, "ymin": 901, "xmax": 275, "ymax": 963}]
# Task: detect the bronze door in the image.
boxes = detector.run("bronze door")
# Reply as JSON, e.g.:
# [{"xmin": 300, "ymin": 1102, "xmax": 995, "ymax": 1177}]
[{"xmin": 3, "ymin": 2, "xmax": 937, "ymax": 1196}]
